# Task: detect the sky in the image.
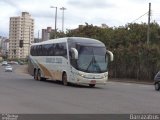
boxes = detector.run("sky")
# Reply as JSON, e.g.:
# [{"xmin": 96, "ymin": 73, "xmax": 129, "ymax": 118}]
[{"xmin": 0, "ymin": 0, "xmax": 160, "ymax": 38}]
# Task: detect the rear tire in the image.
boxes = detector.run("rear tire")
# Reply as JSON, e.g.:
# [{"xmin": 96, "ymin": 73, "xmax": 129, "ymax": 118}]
[
  {"xmin": 34, "ymin": 69, "xmax": 37, "ymax": 80},
  {"xmin": 62, "ymin": 73, "xmax": 68, "ymax": 86},
  {"xmin": 37, "ymin": 70, "xmax": 42, "ymax": 81},
  {"xmin": 155, "ymin": 82, "xmax": 160, "ymax": 91},
  {"xmin": 41, "ymin": 77, "xmax": 46, "ymax": 81}
]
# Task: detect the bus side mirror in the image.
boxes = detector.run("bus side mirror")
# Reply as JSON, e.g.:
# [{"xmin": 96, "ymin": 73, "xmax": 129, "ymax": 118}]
[
  {"xmin": 71, "ymin": 48, "xmax": 78, "ymax": 59},
  {"xmin": 106, "ymin": 50, "xmax": 114, "ymax": 62}
]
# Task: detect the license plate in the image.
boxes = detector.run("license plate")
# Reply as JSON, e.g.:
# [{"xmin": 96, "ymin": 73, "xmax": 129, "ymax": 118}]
[{"xmin": 90, "ymin": 80, "xmax": 96, "ymax": 84}]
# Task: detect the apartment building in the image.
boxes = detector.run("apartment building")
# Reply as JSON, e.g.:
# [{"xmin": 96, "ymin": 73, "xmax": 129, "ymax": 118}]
[
  {"xmin": 42, "ymin": 27, "xmax": 54, "ymax": 41},
  {"xmin": 1, "ymin": 37, "xmax": 9, "ymax": 57},
  {"xmin": 9, "ymin": 12, "xmax": 34, "ymax": 59}
]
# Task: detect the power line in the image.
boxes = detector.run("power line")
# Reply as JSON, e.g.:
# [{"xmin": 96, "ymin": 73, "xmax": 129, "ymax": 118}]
[
  {"xmin": 152, "ymin": 10, "xmax": 160, "ymax": 14},
  {"xmin": 131, "ymin": 12, "xmax": 148, "ymax": 23},
  {"xmin": 149, "ymin": 11, "xmax": 160, "ymax": 23}
]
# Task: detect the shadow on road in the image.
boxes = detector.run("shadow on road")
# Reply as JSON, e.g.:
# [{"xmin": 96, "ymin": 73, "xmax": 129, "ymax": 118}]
[{"xmin": 40, "ymin": 79, "xmax": 103, "ymax": 89}]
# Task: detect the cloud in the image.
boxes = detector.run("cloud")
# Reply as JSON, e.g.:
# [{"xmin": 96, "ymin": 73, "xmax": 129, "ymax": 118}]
[
  {"xmin": 1, "ymin": 0, "xmax": 160, "ymax": 38},
  {"xmin": 1, "ymin": 0, "xmax": 19, "ymax": 7},
  {"xmin": 31, "ymin": 11, "xmax": 53, "ymax": 18},
  {"xmin": 67, "ymin": 0, "xmax": 115, "ymax": 9},
  {"xmin": 1, "ymin": 0, "xmax": 21, "ymax": 13},
  {"xmin": 128, "ymin": 0, "xmax": 151, "ymax": 4}
]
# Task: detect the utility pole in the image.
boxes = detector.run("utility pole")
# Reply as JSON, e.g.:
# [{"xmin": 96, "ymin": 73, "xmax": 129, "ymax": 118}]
[
  {"xmin": 38, "ymin": 30, "xmax": 40, "ymax": 42},
  {"xmin": 60, "ymin": 7, "xmax": 66, "ymax": 32},
  {"xmin": 147, "ymin": 2, "xmax": 151, "ymax": 44},
  {"xmin": 51, "ymin": 6, "xmax": 57, "ymax": 38},
  {"xmin": 55, "ymin": 7, "xmax": 57, "ymax": 38},
  {"xmin": 28, "ymin": 26, "xmax": 31, "ymax": 55}
]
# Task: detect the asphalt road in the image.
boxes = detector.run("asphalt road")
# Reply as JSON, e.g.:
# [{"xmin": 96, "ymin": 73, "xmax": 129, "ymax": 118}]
[{"xmin": 0, "ymin": 65, "xmax": 160, "ymax": 114}]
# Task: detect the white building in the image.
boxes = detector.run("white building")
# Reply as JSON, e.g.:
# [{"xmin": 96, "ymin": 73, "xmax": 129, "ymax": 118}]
[{"xmin": 9, "ymin": 12, "xmax": 34, "ymax": 59}]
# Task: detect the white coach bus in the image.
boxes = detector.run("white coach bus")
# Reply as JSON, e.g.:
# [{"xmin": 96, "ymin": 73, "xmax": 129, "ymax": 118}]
[{"xmin": 28, "ymin": 37, "xmax": 113, "ymax": 87}]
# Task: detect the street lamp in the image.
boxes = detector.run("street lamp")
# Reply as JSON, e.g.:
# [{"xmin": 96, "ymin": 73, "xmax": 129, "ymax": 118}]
[
  {"xmin": 60, "ymin": 7, "xmax": 66, "ymax": 32},
  {"xmin": 50, "ymin": 6, "xmax": 57, "ymax": 38}
]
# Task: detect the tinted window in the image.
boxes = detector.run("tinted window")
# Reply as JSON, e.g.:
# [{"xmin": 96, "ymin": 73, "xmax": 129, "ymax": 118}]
[{"xmin": 30, "ymin": 42, "xmax": 67, "ymax": 58}]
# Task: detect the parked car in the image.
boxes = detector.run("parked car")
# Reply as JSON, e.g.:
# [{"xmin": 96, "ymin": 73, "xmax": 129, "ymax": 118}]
[
  {"xmin": 8, "ymin": 61, "xmax": 19, "ymax": 65},
  {"xmin": 5, "ymin": 65, "xmax": 13, "ymax": 72},
  {"xmin": 154, "ymin": 71, "xmax": 160, "ymax": 91},
  {"xmin": 2, "ymin": 61, "xmax": 8, "ymax": 66}
]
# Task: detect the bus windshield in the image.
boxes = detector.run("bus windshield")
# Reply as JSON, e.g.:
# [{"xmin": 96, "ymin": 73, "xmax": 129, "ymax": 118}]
[{"xmin": 76, "ymin": 45, "xmax": 108, "ymax": 73}]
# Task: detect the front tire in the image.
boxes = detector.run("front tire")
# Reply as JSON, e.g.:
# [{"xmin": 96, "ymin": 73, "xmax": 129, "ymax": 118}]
[
  {"xmin": 62, "ymin": 73, "xmax": 68, "ymax": 86},
  {"xmin": 89, "ymin": 84, "xmax": 95, "ymax": 88},
  {"xmin": 155, "ymin": 82, "xmax": 160, "ymax": 91}
]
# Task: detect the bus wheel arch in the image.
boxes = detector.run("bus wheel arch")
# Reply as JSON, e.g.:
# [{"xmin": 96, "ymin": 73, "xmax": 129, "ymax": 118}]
[{"xmin": 62, "ymin": 72, "xmax": 68, "ymax": 86}]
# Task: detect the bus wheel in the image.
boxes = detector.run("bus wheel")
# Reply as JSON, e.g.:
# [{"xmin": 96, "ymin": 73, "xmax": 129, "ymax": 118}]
[
  {"xmin": 155, "ymin": 82, "xmax": 160, "ymax": 91},
  {"xmin": 34, "ymin": 69, "xmax": 37, "ymax": 80},
  {"xmin": 62, "ymin": 73, "xmax": 68, "ymax": 86},
  {"xmin": 37, "ymin": 70, "xmax": 42, "ymax": 81},
  {"xmin": 89, "ymin": 84, "xmax": 95, "ymax": 88},
  {"xmin": 41, "ymin": 77, "xmax": 46, "ymax": 81}
]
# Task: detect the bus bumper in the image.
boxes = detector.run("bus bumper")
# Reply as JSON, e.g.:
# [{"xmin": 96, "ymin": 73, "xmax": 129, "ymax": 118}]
[{"xmin": 75, "ymin": 74, "xmax": 108, "ymax": 85}]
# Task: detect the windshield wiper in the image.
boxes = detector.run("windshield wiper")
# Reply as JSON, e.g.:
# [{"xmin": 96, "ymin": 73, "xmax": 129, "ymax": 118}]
[
  {"xmin": 86, "ymin": 55, "xmax": 94, "ymax": 72},
  {"xmin": 86, "ymin": 55, "xmax": 102, "ymax": 73}
]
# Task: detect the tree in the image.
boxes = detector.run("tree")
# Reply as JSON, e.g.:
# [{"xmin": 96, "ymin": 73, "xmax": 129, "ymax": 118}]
[{"xmin": 50, "ymin": 22, "xmax": 160, "ymax": 81}]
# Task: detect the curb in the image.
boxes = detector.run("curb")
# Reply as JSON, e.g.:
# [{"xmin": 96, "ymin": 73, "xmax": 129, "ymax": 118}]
[{"xmin": 109, "ymin": 78, "xmax": 154, "ymax": 85}]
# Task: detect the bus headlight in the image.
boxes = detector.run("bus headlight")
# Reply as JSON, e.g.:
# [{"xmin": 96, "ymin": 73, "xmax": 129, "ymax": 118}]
[
  {"xmin": 104, "ymin": 73, "xmax": 108, "ymax": 77},
  {"xmin": 78, "ymin": 72, "xmax": 84, "ymax": 77}
]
